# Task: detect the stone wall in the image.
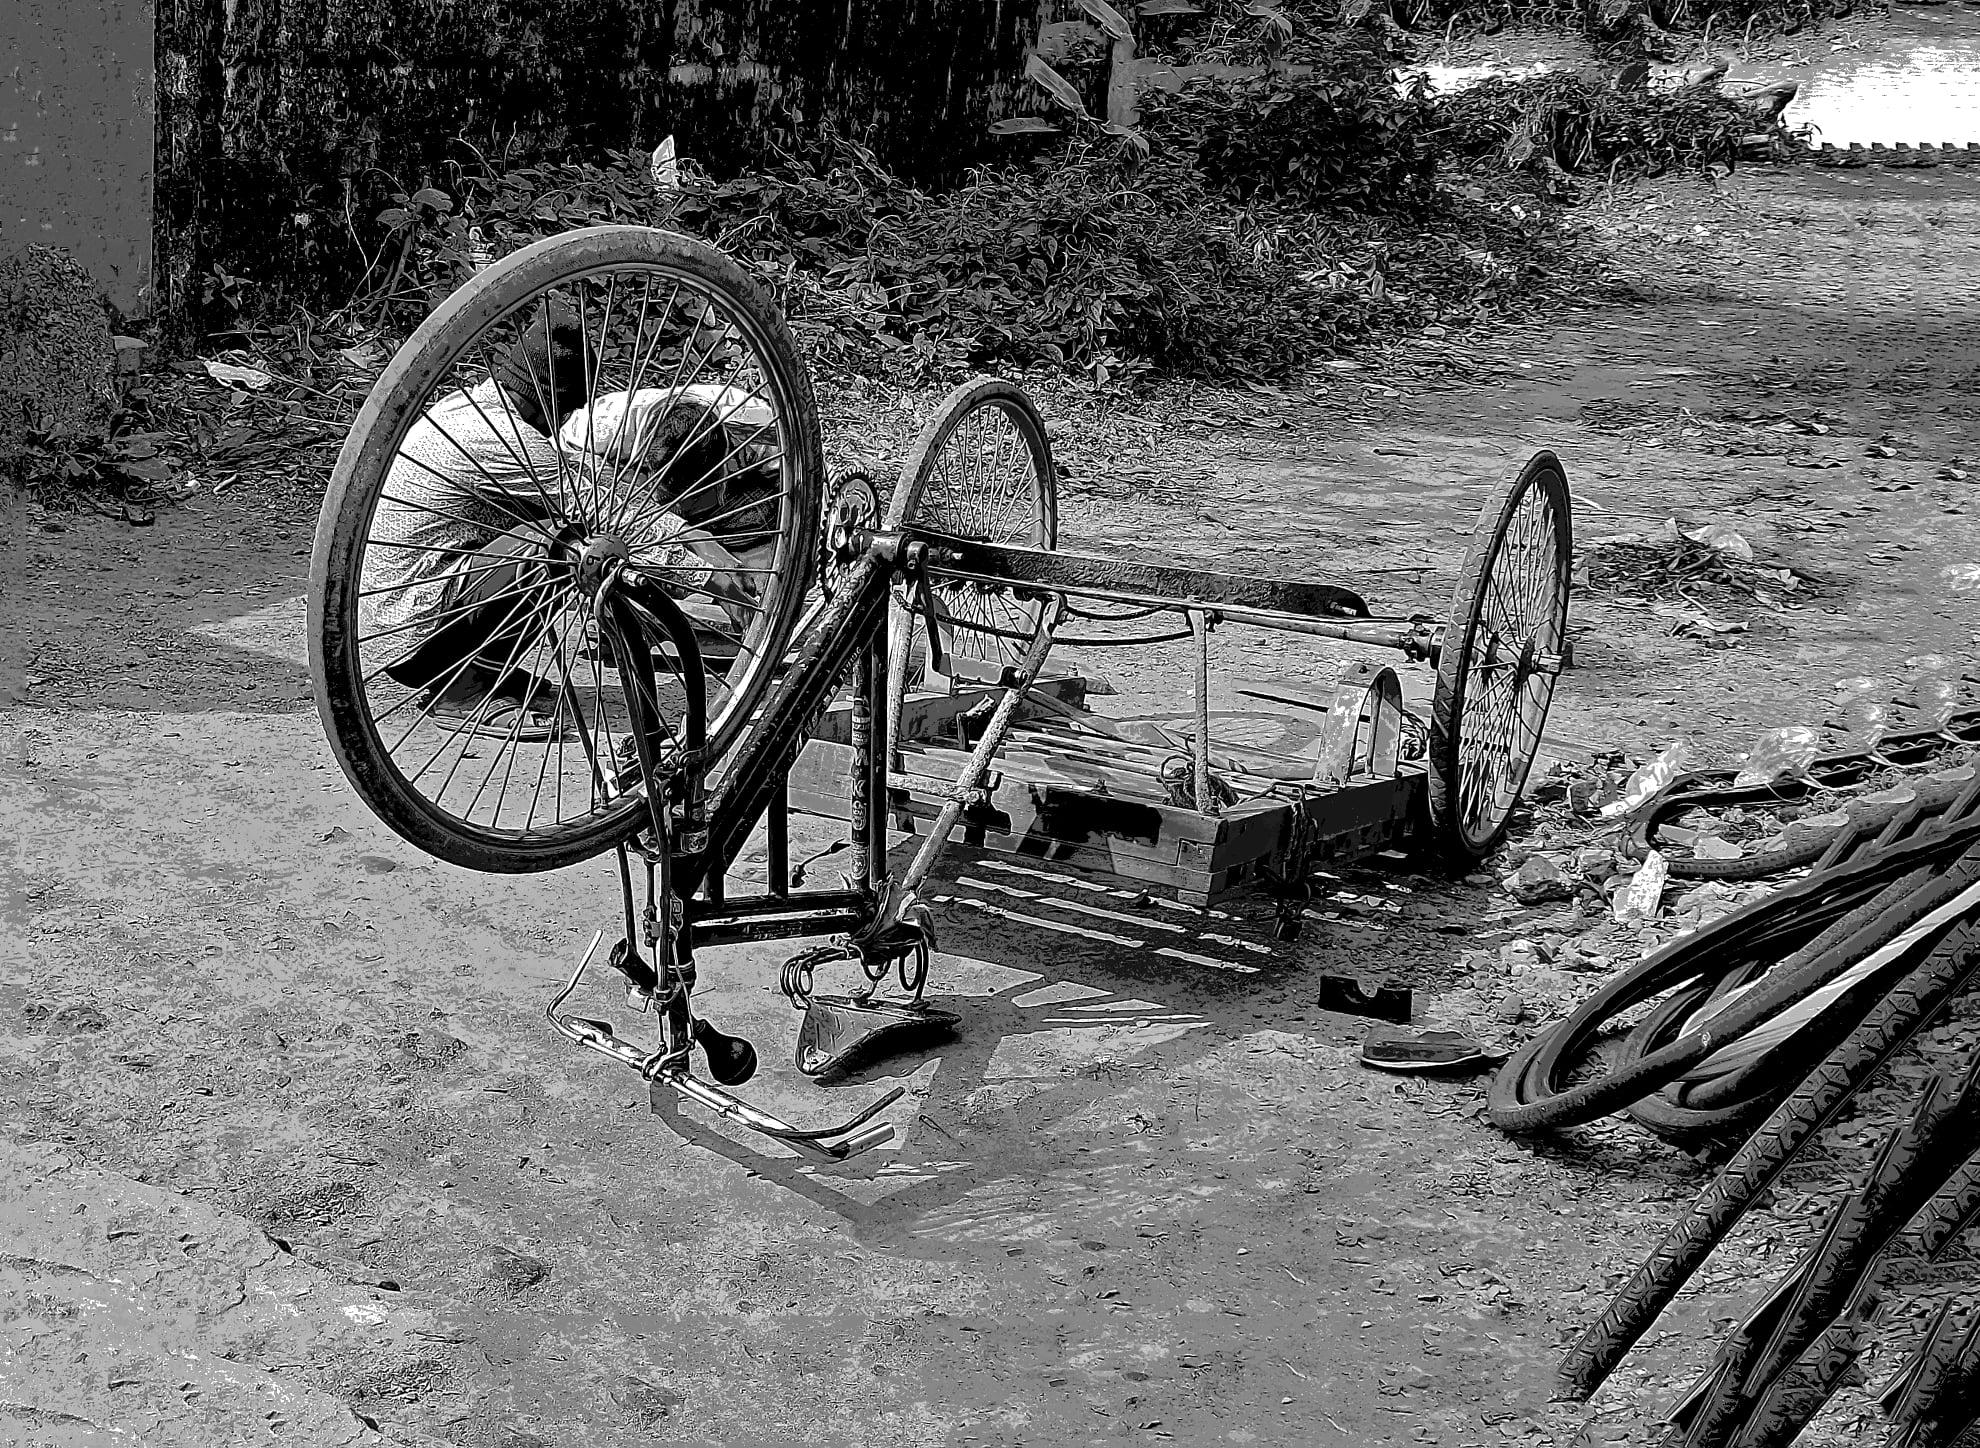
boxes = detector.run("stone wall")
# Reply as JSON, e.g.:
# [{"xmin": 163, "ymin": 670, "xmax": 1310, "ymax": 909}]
[
  {"xmin": 155, "ymin": 0, "xmax": 1048, "ymax": 329},
  {"xmin": 2, "ymin": 0, "xmax": 155, "ymax": 317},
  {"xmin": 0, "ymin": 246, "xmax": 116, "ymax": 702}
]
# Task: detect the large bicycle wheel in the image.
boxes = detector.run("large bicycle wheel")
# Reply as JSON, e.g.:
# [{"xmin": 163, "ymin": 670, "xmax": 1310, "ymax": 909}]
[
  {"xmin": 1428, "ymin": 450, "xmax": 1573, "ymax": 860},
  {"xmin": 311, "ymin": 227, "xmax": 823, "ymax": 873},
  {"xmin": 884, "ymin": 378, "xmax": 1058, "ymax": 748}
]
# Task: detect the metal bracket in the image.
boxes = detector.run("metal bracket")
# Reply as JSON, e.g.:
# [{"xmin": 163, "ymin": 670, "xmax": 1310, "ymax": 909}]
[{"xmin": 1314, "ymin": 660, "xmax": 1405, "ymax": 787}]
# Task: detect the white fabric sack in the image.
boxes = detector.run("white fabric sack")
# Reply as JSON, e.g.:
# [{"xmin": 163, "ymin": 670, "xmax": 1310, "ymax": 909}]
[{"xmin": 559, "ymin": 384, "xmax": 776, "ymax": 462}]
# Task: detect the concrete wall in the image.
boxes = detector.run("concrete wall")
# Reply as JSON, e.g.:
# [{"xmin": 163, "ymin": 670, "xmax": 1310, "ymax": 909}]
[{"xmin": 1, "ymin": 0, "xmax": 155, "ymax": 317}]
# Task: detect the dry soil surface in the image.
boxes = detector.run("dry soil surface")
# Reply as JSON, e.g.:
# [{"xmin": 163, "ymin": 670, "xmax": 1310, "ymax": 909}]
[{"xmin": 5, "ymin": 161, "xmax": 1980, "ymax": 1448}]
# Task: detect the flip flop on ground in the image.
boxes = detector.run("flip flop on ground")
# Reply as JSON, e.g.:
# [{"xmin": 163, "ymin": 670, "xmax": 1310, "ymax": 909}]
[{"xmin": 420, "ymin": 671, "xmax": 570, "ymax": 742}]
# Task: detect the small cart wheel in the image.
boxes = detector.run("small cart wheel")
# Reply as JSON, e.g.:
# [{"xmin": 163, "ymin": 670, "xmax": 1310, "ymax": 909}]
[
  {"xmin": 1428, "ymin": 450, "xmax": 1573, "ymax": 862},
  {"xmin": 884, "ymin": 378, "xmax": 1058, "ymax": 752}
]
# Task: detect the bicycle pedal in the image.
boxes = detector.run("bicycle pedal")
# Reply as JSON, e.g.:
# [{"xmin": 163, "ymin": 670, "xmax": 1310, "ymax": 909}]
[
  {"xmin": 693, "ymin": 1017, "xmax": 759, "ymax": 1087},
  {"xmin": 795, "ymin": 995, "xmax": 960, "ymax": 1079}
]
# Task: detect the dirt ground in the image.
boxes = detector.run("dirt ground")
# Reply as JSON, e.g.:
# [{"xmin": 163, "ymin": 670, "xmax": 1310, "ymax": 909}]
[{"xmin": 6, "ymin": 157, "xmax": 1980, "ymax": 1448}]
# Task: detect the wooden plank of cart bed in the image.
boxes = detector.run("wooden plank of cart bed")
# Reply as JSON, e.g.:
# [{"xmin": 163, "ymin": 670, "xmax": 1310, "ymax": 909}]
[
  {"xmin": 790, "ymin": 747, "xmax": 1422, "ymax": 903},
  {"xmin": 1017, "ymin": 718, "xmax": 1320, "ymax": 782},
  {"xmin": 806, "ymin": 675, "xmax": 1088, "ymax": 747},
  {"xmin": 786, "ymin": 751, "xmax": 1207, "ymax": 890},
  {"xmin": 888, "ymin": 741, "xmax": 1235, "ymax": 844},
  {"xmin": 997, "ymin": 725, "xmax": 1292, "ymax": 793},
  {"xmin": 895, "ymin": 813, "xmax": 1216, "ymax": 899},
  {"xmin": 792, "ymin": 740, "xmax": 1204, "ymax": 872},
  {"xmin": 795, "ymin": 774, "xmax": 1408, "ymax": 907}
]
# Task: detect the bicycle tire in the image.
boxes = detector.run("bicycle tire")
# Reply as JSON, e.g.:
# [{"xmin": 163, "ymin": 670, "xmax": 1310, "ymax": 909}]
[
  {"xmin": 312, "ymin": 226, "xmax": 824, "ymax": 873},
  {"xmin": 1491, "ymin": 817, "xmax": 1980, "ymax": 1135},
  {"xmin": 1558, "ymin": 920, "xmax": 1980, "ymax": 1401},
  {"xmin": 1651, "ymin": 860, "xmax": 1980, "ymax": 1120},
  {"xmin": 1701, "ymin": 1084, "xmax": 1980, "ymax": 1446},
  {"xmin": 1729, "ymin": 1305, "xmax": 1876, "ymax": 1448}
]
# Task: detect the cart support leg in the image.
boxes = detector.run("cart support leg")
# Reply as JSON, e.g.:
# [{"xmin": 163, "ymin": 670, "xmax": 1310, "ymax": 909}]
[{"xmin": 1191, "ymin": 609, "xmax": 1216, "ymax": 816}]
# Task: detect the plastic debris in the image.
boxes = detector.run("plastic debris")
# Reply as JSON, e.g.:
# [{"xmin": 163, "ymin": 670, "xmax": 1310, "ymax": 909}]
[
  {"xmin": 1682, "ymin": 521, "xmax": 1755, "ymax": 562},
  {"xmin": 1613, "ymin": 850, "xmax": 1669, "ymax": 923},
  {"xmin": 1733, "ymin": 726, "xmax": 1821, "ymax": 787},
  {"xmin": 1838, "ymin": 697, "xmax": 1891, "ymax": 751},
  {"xmin": 651, "ymin": 135, "xmax": 680, "ymax": 196},
  {"xmin": 1601, "ymin": 742, "xmax": 1693, "ymax": 818},
  {"xmin": 1914, "ymin": 674, "xmax": 1960, "ymax": 729}
]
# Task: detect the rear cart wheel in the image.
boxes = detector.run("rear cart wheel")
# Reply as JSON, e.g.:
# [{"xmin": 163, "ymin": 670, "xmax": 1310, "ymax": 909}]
[
  {"xmin": 1427, "ymin": 450, "xmax": 1573, "ymax": 861},
  {"xmin": 310, "ymin": 226, "xmax": 824, "ymax": 874}
]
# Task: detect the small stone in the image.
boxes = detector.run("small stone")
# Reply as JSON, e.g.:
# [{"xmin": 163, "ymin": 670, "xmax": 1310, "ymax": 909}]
[
  {"xmin": 1505, "ymin": 854, "xmax": 1575, "ymax": 905},
  {"xmin": 613, "ymin": 1375, "xmax": 685, "ymax": 1427},
  {"xmin": 400, "ymin": 1028, "xmax": 468, "ymax": 1070},
  {"xmin": 1531, "ymin": 909, "xmax": 1591, "ymax": 937},
  {"xmin": 1492, "ymin": 993, "xmax": 1528, "ymax": 1024},
  {"xmin": 1499, "ymin": 940, "xmax": 1542, "ymax": 972},
  {"xmin": 52, "ymin": 1002, "xmax": 109, "ymax": 1032},
  {"xmin": 1567, "ymin": 778, "xmax": 1608, "ymax": 814},
  {"xmin": 1692, "ymin": 836, "xmax": 1744, "ymax": 861},
  {"xmin": 483, "ymin": 1245, "xmax": 550, "ymax": 1294}
]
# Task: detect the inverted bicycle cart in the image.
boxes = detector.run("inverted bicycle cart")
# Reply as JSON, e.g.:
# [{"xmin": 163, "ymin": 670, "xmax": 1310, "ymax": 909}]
[{"xmin": 310, "ymin": 227, "xmax": 1571, "ymax": 1162}]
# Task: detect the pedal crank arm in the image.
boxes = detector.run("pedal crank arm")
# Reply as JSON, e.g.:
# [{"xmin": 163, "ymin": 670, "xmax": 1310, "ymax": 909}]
[{"xmin": 657, "ymin": 1072, "xmax": 901, "ymax": 1162}]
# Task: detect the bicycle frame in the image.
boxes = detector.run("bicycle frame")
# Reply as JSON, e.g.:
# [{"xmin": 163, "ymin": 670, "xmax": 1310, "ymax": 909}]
[{"xmin": 543, "ymin": 533, "xmax": 916, "ymax": 1161}]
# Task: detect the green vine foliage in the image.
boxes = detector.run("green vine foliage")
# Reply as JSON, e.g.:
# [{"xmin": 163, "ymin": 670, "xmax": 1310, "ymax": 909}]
[
  {"xmin": 1145, "ymin": 70, "xmax": 1440, "ymax": 213},
  {"xmin": 355, "ymin": 126, "xmax": 1579, "ymax": 388},
  {"xmin": 324, "ymin": 23, "xmax": 1764, "ymax": 388}
]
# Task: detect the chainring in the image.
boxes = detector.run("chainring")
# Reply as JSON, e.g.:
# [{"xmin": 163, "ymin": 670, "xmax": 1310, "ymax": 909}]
[{"xmin": 819, "ymin": 468, "xmax": 880, "ymax": 600}]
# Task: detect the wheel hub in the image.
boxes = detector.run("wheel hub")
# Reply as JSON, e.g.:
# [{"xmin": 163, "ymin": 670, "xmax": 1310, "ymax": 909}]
[{"xmin": 576, "ymin": 534, "xmax": 632, "ymax": 593}]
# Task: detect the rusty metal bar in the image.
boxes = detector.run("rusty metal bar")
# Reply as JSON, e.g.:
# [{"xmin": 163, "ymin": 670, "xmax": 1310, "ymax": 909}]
[
  {"xmin": 903, "ymin": 530, "xmax": 1439, "ymax": 657},
  {"xmin": 912, "ymin": 533, "xmax": 1371, "ymax": 620}
]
